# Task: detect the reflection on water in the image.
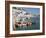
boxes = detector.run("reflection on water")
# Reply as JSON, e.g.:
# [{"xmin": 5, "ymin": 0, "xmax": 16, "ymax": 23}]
[{"xmin": 13, "ymin": 16, "xmax": 40, "ymax": 31}]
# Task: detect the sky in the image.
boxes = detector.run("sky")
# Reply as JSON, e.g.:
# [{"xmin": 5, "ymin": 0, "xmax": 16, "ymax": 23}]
[
  {"xmin": 13, "ymin": 7, "xmax": 40, "ymax": 15},
  {"xmin": 23, "ymin": 8, "xmax": 40, "ymax": 15}
]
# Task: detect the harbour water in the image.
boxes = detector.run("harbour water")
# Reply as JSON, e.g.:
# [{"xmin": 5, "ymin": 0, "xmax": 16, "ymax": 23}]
[{"xmin": 14, "ymin": 16, "xmax": 40, "ymax": 31}]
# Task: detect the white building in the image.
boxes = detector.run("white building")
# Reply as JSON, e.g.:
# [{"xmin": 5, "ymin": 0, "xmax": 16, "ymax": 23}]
[{"xmin": 12, "ymin": 7, "xmax": 34, "ymax": 23}]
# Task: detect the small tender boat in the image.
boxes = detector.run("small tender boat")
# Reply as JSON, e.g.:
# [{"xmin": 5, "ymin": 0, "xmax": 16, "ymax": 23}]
[{"xmin": 15, "ymin": 22, "xmax": 32, "ymax": 27}]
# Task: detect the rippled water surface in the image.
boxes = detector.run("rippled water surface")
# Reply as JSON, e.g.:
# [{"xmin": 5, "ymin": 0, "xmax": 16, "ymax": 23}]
[{"xmin": 13, "ymin": 16, "xmax": 40, "ymax": 31}]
